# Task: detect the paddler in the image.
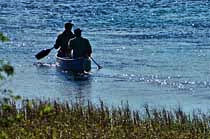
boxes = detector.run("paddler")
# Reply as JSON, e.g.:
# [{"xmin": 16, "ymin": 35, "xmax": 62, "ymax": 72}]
[
  {"xmin": 54, "ymin": 21, "xmax": 75, "ymax": 57},
  {"xmin": 67, "ymin": 28, "xmax": 92, "ymax": 59}
]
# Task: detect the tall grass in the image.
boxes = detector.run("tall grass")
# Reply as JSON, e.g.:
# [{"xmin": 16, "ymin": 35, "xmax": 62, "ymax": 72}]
[{"xmin": 0, "ymin": 99, "xmax": 209, "ymax": 139}]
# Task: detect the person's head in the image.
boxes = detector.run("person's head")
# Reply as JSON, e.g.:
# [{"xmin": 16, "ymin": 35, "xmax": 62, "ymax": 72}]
[
  {"xmin": 64, "ymin": 22, "xmax": 73, "ymax": 31},
  {"xmin": 74, "ymin": 28, "xmax": 82, "ymax": 37}
]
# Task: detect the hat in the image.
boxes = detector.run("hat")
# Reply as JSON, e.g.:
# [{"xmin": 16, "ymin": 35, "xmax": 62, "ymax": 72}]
[
  {"xmin": 67, "ymin": 20, "xmax": 74, "ymax": 25},
  {"xmin": 65, "ymin": 21, "xmax": 74, "ymax": 28},
  {"xmin": 74, "ymin": 28, "xmax": 82, "ymax": 34}
]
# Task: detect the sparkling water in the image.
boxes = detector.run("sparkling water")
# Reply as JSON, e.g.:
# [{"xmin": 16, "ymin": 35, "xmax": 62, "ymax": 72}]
[{"xmin": 1, "ymin": 0, "xmax": 210, "ymax": 112}]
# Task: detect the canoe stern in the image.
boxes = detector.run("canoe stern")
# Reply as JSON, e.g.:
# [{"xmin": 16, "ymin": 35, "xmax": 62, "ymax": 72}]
[{"xmin": 56, "ymin": 56, "xmax": 91, "ymax": 72}]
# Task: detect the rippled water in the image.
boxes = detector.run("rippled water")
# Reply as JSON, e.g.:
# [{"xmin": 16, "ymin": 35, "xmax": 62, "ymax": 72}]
[{"xmin": 1, "ymin": 0, "xmax": 210, "ymax": 112}]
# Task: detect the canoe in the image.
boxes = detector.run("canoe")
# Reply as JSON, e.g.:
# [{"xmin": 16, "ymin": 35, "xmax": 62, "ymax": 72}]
[{"xmin": 56, "ymin": 56, "xmax": 91, "ymax": 73}]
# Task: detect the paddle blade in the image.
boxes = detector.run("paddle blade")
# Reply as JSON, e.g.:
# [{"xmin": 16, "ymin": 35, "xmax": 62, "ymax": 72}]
[
  {"xmin": 35, "ymin": 49, "xmax": 51, "ymax": 60},
  {"xmin": 98, "ymin": 65, "xmax": 103, "ymax": 69}
]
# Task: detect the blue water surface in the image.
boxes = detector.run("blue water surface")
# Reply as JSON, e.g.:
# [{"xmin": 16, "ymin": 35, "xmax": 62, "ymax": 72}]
[{"xmin": 1, "ymin": 0, "xmax": 210, "ymax": 112}]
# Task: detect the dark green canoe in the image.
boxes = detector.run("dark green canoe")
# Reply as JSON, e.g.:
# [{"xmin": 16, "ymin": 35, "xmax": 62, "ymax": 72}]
[{"xmin": 56, "ymin": 56, "xmax": 91, "ymax": 73}]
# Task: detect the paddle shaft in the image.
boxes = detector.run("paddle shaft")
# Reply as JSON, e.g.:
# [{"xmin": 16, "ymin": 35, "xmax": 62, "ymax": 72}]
[{"xmin": 90, "ymin": 57, "xmax": 102, "ymax": 69}]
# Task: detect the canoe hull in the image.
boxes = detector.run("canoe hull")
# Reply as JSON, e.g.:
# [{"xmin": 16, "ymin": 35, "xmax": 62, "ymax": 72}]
[{"xmin": 56, "ymin": 56, "xmax": 91, "ymax": 73}]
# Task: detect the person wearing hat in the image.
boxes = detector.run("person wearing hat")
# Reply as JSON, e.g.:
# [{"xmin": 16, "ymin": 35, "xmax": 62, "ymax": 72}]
[
  {"xmin": 54, "ymin": 21, "xmax": 75, "ymax": 57},
  {"xmin": 67, "ymin": 28, "xmax": 92, "ymax": 59}
]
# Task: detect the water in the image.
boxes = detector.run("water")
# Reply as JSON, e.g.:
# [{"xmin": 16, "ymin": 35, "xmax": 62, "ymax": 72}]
[{"xmin": 1, "ymin": 0, "xmax": 210, "ymax": 112}]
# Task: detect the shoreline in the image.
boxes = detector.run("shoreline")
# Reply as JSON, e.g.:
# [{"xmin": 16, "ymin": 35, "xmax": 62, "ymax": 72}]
[{"xmin": 0, "ymin": 98, "xmax": 209, "ymax": 138}]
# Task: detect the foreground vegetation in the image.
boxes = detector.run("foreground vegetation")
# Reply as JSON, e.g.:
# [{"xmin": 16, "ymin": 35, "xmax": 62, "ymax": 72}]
[
  {"xmin": 0, "ymin": 99, "xmax": 209, "ymax": 139},
  {"xmin": 0, "ymin": 32, "xmax": 14, "ymax": 80},
  {"xmin": 0, "ymin": 32, "xmax": 9, "ymax": 42}
]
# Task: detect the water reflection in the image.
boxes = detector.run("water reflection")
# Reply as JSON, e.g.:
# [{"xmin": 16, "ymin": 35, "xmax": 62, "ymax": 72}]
[
  {"xmin": 56, "ymin": 70, "xmax": 93, "ymax": 102},
  {"xmin": 33, "ymin": 62, "xmax": 92, "ymax": 102}
]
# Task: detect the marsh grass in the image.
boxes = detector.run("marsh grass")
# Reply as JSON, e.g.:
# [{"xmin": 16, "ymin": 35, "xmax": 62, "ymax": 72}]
[{"xmin": 0, "ymin": 99, "xmax": 210, "ymax": 139}]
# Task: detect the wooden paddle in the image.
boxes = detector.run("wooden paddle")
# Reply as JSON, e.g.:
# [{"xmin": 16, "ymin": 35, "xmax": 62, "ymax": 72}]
[
  {"xmin": 90, "ymin": 57, "xmax": 102, "ymax": 69},
  {"xmin": 35, "ymin": 47, "xmax": 54, "ymax": 60}
]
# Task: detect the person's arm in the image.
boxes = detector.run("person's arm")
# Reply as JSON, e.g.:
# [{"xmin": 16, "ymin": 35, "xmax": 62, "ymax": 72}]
[
  {"xmin": 54, "ymin": 35, "xmax": 61, "ymax": 49},
  {"xmin": 67, "ymin": 39, "xmax": 73, "ymax": 58},
  {"xmin": 86, "ymin": 39, "xmax": 92, "ymax": 57}
]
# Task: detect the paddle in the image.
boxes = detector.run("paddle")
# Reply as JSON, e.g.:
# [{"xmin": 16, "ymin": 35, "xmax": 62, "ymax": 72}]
[
  {"xmin": 90, "ymin": 57, "xmax": 102, "ymax": 69},
  {"xmin": 35, "ymin": 46, "xmax": 54, "ymax": 60}
]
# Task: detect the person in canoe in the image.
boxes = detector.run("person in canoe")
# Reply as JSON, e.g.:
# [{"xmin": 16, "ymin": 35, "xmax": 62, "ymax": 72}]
[
  {"xmin": 67, "ymin": 28, "xmax": 92, "ymax": 59},
  {"xmin": 54, "ymin": 21, "xmax": 75, "ymax": 57}
]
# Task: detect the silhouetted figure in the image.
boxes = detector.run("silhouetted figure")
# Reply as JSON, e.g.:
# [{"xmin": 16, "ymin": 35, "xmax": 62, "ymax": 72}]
[
  {"xmin": 54, "ymin": 21, "xmax": 74, "ymax": 57},
  {"xmin": 68, "ymin": 28, "xmax": 92, "ymax": 59}
]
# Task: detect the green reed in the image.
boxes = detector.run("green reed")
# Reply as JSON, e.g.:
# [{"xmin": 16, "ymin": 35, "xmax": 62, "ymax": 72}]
[{"xmin": 0, "ymin": 99, "xmax": 209, "ymax": 139}]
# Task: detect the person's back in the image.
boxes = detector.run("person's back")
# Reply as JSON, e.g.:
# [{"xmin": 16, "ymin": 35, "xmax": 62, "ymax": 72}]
[
  {"xmin": 68, "ymin": 28, "xmax": 92, "ymax": 59},
  {"xmin": 54, "ymin": 22, "xmax": 74, "ymax": 57}
]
